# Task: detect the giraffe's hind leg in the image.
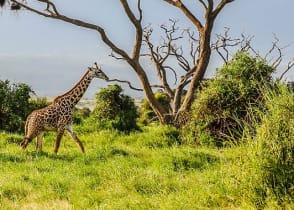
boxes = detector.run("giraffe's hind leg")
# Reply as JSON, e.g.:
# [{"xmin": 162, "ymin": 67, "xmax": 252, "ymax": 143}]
[
  {"xmin": 66, "ymin": 125, "xmax": 85, "ymax": 153},
  {"xmin": 54, "ymin": 128, "xmax": 65, "ymax": 154},
  {"xmin": 20, "ymin": 137, "xmax": 32, "ymax": 149},
  {"xmin": 36, "ymin": 131, "xmax": 44, "ymax": 151}
]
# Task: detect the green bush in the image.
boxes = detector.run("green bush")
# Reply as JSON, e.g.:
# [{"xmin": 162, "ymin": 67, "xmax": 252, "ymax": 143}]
[
  {"xmin": 0, "ymin": 80, "xmax": 34, "ymax": 133},
  {"xmin": 256, "ymin": 86, "xmax": 294, "ymax": 204},
  {"xmin": 72, "ymin": 107, "xmax": 91, "ymax": 125},
  {"xmin": 91, "ymin": 84, "xmax": 139, "ymax": 133},
  {"xmin": 182, "ymin": 52, "xmax": 274, "ymax": 146}
]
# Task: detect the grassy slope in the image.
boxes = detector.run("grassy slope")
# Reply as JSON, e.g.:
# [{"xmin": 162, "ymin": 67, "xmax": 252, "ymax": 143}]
[{"xmin": 0, "ymin": 126, "xmax": 288, "ymax": 209}]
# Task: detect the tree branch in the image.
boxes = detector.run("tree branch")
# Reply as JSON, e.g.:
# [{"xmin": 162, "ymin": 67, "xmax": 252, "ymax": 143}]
[
  {"xmin": 107, "ymin": 79, "xmax": 143, "ymax": 91},
  {"xmin": 205, "ymin": 0, "xmax": 214, "ymax": 19},
  {"xmin": 143, "ymin": 20, "xmax": 181, "ymax": 99},
  {"xmin": 211, "ymin": 27, "xmax": 242, "ymax": 63},
  {"xmin": 184, "ymin": 28, "xmax": 200, "ymax": 65},
  {"xmin": 107, "ymin": 79, "xmax": 164, "ymax": 91},
  {"xmin": 11, "ymin": 0, "xmax": 132, "ymax": 63},
  {"xmin": 39, "ymin": 0, "xmax": 59, "ymax": 16},
  {"xmin": 163, "ymin": 0, "xmax": 203, "ymax": 31},
  {"xmin": 279, "ymin": 59, "xmax": 294, "ymax": 81},
  {"xmin": 198, "ymin": 0, "xmax": 208, "ymax": 9},
  {"xmin": 120, "ymin": 0, "xmax": 143, "ymax": 61},
  {"xmin": 212, "ymin": 0, "xmax": 235, "ymax": 19}
]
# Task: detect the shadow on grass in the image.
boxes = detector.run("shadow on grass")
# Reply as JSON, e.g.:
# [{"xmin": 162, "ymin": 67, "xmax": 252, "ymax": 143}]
[
  {"xmin": 0, "ymin": 152, "xmax": 26, "ymax": 163},
  {"xmin": 110, "ymin": 148, "xmax": 129, "ymax": 157},
  {"xmin": 0, "ymin": 150, "xmax": 79, "ymax": 163},
  {"xmin": 171, "ymin": 151, "xmax": 220, "ymax": 171},
  {"xmin": 5, "ymin": 135, "xmax": 23, "ymax": 144},
  {"xmin": 26, "ymin": 151, "xmax": 78, "ymax": 162}
]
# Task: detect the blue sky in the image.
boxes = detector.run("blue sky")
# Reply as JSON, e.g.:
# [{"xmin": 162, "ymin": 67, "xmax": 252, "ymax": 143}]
[{"xmin": 0, "ymin": 0, "xmax": 293, "ymax": 98}]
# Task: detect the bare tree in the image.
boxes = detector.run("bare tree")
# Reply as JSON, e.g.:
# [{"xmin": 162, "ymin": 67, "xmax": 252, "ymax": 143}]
[
  {"xmin": 10, "ymin": 0, "xmax": 236, "ymax": 125},
  {"xmin": 162, "ymin": 0, "xmax": 234, "ymax": 115}
]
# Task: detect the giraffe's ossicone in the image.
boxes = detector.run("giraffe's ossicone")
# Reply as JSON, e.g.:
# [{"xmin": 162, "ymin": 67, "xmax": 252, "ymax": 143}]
[{"xmin": 20, "ymin": 63, "xmax": 108, "ymax": 154}]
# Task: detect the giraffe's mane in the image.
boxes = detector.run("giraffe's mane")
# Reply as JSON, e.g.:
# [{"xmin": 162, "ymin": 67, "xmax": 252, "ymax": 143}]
[{"xmin": 53, "ymin": 70, "xmax": 90, "ymax": 102}]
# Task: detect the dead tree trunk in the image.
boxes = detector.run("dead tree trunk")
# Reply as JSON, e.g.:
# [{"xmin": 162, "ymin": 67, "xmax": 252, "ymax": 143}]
[{"xmin": 164, "ymin": 0, "xmax": 235, "ymax": 117}]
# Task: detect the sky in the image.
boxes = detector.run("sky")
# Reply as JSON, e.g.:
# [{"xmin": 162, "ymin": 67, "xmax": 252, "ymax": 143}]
[{"xmin": 0, "ymin": 0, "xmax": 293, "ymax": 99}]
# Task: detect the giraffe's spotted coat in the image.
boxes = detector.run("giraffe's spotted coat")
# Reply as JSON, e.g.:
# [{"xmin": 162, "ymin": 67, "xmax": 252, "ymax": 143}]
[{"xmin": 20, "ymin": 64, "xmax": 108, "ymax": 154}]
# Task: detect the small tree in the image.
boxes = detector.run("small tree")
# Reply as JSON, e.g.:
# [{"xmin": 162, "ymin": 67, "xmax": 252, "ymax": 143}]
[
  {"xmin": 183, "ymin": 52, "xmax": 274, "ymax": 146},
  {"xmin": 92, "ymin": 84, "xmax": 139, "ymax": 133}
]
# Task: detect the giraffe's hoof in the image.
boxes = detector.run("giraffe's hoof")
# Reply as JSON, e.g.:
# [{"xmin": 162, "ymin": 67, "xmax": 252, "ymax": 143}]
[{"xmin": 20, "ymin": 140, "xmax": 27, "ymax": 149}]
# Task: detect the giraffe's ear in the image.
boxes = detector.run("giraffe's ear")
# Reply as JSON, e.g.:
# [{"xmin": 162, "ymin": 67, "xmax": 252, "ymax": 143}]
[{"xmin": 94, "ymin": 62, "xmax": 99, "ymax": 69}]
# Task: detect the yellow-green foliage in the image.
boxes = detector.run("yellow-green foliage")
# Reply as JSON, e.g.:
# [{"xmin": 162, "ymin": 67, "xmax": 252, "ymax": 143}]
[
  {"xmin": 183, "ymin": 52, "xmax": 274, "ymax": 146},
  {"xmin": 255, "ymin": 86, "xmax": 294, "ymax": 205}
]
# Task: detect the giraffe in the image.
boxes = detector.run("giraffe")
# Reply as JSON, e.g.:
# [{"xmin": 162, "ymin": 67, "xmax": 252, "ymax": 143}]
[{"xmin": 20, "ymin": 63, "xmax": 109, "ymax": 154}]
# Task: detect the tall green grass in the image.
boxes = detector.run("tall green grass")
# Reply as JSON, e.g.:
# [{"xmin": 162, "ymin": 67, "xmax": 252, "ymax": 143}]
[
  {"xmin": 0, "ymin": 113, "xmax": 293, "ymax": 209},
  {"xmin": 253, "ymin": 86, "xmax": 294, "ymax": 207}
]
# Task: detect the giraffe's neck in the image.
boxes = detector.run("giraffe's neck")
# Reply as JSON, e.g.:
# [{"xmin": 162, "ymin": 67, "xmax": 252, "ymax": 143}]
[{"xmin": 54, "ymin": 71, "xmax": 93, "ymax": 108}]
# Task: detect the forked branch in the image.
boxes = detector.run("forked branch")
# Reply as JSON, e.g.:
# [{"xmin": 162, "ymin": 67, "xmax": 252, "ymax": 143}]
[
  {"xmin": 107, "ymin": 79, "xmax": 165, "ymax": 92},
  {"xmin": 107, "ymin": 79, "xmax": 143, "ymax": 91},
  {"xmin": 163, "ymin": 0, "xmax": 203, "ymax": 31},
  {"xmin": 279, "ymin": 59, "xmax": 294, "ymax": 81}
]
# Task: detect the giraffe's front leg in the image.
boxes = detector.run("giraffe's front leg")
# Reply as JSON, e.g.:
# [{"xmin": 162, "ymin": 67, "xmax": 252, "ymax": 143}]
[
  {"xmin": 66, "ymin": 125, "xmax": 85, "ymax": 153},
  {"xmin": 54, "ymin": 128, "xmax": 65, "ymax": 154}
]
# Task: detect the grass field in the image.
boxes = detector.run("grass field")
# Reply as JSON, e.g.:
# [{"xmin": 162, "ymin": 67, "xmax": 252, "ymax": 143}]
[{"xmin": 0, "ymin": 125, "xmax": 292, "ymax": 209}]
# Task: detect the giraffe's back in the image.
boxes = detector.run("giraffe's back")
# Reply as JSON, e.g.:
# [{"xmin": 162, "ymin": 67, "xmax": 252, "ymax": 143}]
[{"xmin": 25, "ymin": 104, "xmax": 61, "ymax": 138}]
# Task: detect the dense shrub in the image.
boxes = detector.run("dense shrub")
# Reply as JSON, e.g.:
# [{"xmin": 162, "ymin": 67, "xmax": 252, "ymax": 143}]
[
  {"xmin": 77, "ymin": 107, "xmax": 91, "ymax": 118},
  {"xmin": 72, "ymin": 107, "xmax": 91, "ymax": 125},
  {"xmin": 0, "ymin": 80, "xmax": 34, "ymax": 133},
  {"xmin": 183, "ymin": 52, "xmax": 275, "ymax": 146},
  {"xmin": 256, "ymin": 86, "xmax": 294, "ymax": 205},
  {"xmin": 91, "ymin": 84, "xmax": 139, "ymax": 132},
  {"xmin": 139, "ymin": 92, "xmax": 170, "ymax": 125}
]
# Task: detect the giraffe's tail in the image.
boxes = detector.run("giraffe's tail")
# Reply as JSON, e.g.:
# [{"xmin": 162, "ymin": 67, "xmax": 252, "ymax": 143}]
[
  {"xmin": 24, "ymin": 114, "xmax": 32, "ymax": 137},
  {"xmin": 21, "ymin": 114, "xmax": 33, "ymax": 149}
]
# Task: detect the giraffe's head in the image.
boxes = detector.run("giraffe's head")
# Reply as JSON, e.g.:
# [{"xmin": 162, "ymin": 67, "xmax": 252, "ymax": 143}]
[{"xmin": 88, "ymin": 62, "xmax": 109, "ymax": 81}]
